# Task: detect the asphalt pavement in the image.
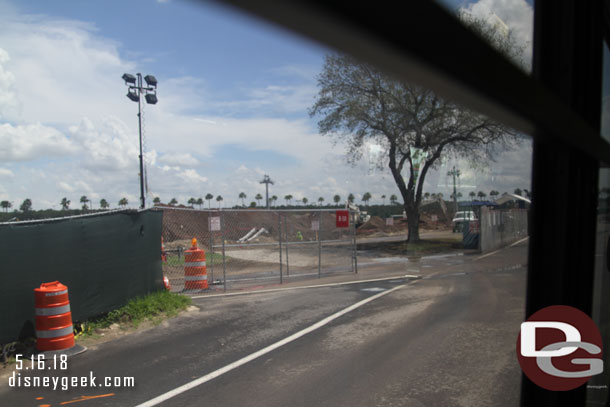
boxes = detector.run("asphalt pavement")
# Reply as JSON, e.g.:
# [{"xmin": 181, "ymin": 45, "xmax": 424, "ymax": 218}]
[{"xmin": 0, "ymin": 241, "xmax": 528, "ymax": 407}]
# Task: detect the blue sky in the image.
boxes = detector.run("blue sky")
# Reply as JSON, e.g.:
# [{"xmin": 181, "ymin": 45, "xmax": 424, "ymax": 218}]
[{"xmin": 0, "ymin": 0, "xmax": 533, "ymax": 210}]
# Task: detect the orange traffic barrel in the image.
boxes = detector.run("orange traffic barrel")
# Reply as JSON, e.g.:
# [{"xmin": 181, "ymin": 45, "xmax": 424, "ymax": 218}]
[
  {"xmin": 184, "ymin": 238, "xmax": 208, "ymax": 290},
  {"xmin": 34, "ymin": 281, "xmax": 75, "ymax": 351}
]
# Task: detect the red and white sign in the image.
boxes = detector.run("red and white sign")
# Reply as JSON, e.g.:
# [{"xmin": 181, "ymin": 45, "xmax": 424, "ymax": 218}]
[
  {"xmin": 336, "ymin": 210, "xmax": 349, "ymax": 228},
  {"xmin": 385, "ymin": 217, "xmax": 394, "ymax": 226}
]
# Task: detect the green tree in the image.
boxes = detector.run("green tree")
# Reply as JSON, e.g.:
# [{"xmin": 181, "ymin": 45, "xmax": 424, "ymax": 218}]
[
  {"xmin": 310, "ymin": 49, "xmax": 517, "ymax": 241},
  {"xmin": 169, "ymin": 198, "xmax": 178, "ymax": 206},
  {"xmin": 239, "ymin": 192, "xmax": 247, "ymax": 207},
  {"xmin": 381, "ymin": 194, "xmax": 386, "ymax": 205},
  {"xmin": 118, "ymin": 197, "xmax": 128, "ymax": 208},
  {"xmin": 302, "ymin": 197, "xmax": 308, "ymax": 206},
  {"xmin": 271, "ymin": 195, "xmax": 278, "ymax": 207},
  {"xmin": 424, "ymin": 192, "xmax": 430, "ymax": 201},
  {"xmin": 100, "ymin": 199, "xmax": 109, "ymax": 209},
  {"xmin": 333, "ymin": 195, "xmax": 341, "ymax": 205},
  {"xmin": 153, "ymin": 196, "xmax": 161, "ymax": 205},
  {"xmin": 196, "ymin": 197, "xmax": 204, "ymax": 209},
  {"xmin": 216, "ymin": 195, "xmax": 223, "ymax": 208},
  {"xmin": 80, "ymin": 195, "xmax": 89, "ymax": 211},
  {"xmin": 347, "ymin": 193, "xmax": 355, "ymax": 204},
  {"xmin": 255, "ymin": 193, "xmax": 263, "ymax": 206},
  {"xmin": 318, "ymin": 197, "xmax": 325, "ymax": 206},
  {"xmin": 187, "ymin": 197, "xmax": 196, "ymax": 208},
  {"xmin": 20, "ymin": 198, "xmax": 32, "ymax": 213},
  {"xmin": 1, "ymin": 200, "xmax": 11, "ymax": 212},
  {"xmin": 457, "ymin": 192, "xmax": 463, "ymax": 200},
  {"xmin": 469, "ymin": 191, "xmax": 476, "ymax": 201},
  {"xmin": 205, "ymin": 193, "xmax": 214, "ymax": 209},
  {"xmin": 60, "ymin": 197, "xmax": 70, "ymax": 210},
  {"xmin": 284, "ymin": 195, "xmax": 293, "ymax": 205},
  {"xmin": 362, "ymin": 192, "xmax": 372, "ymax": 206},
  {"xmin": 390, "ymin": 194, "xmax": 398, "ymax": 205},
  {"xmin": 514, "ymin": 188, "xmax": 523, "ymax": 196},
  {"xmin": 477, "ymin": 191, "xmax": 487, "ymax": 200}
]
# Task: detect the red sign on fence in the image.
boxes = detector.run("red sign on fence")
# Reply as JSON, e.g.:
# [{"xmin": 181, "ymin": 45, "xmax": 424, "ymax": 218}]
[{"xmin": 336, "ymin": 210, "xmax": 349, "ymax": 228}]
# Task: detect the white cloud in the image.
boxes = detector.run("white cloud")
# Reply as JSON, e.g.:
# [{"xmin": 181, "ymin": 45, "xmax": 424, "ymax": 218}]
[
  {"xmin": 0, "ymin": 168, "xmax": 14, "ymax": 177},
  {"xmin": 461, "ymin": 0, "xmax": 534, "ymax": 63},
  {"xmin": 159, "ymin": 152, "xmax": 199, "ymax": 166},
  {"xmin": 0, "ymin": 122, "xmax": 76, "ymax": 162}
]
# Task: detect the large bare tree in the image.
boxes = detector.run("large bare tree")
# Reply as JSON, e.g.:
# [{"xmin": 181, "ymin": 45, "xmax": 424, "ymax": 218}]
[{"xmin": 310, "ymin": 33, "xmax": 521, "ymax": 241}]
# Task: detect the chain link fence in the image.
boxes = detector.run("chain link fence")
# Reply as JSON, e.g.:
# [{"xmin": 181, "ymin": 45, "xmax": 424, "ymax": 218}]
[{"xmin": 159, "ymin": 208, "xmax": 357, "ymax": 292}]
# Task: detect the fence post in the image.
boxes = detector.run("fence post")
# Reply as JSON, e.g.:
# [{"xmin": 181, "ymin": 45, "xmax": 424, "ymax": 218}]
[
  {"xmin": 278, "ymin": 212, "xmax": 283, "ymax": 284},
  {"xmin": 352, "ymin": 210, "xmax": 358, "ymax": 274},
  {"xmin": 284, "ymin": 213, "xmax": 290, "ymax": 277},
  {"xmin": 221, "ymin": 210, "xmax": 226, "ymax": 292},
  {"xmin": 209, "ymin": 213, "xmax": 214, "ymax": 284},
  {"xmin": 318, "ymin": 210, "xmax": 322, "ymax": 278}
]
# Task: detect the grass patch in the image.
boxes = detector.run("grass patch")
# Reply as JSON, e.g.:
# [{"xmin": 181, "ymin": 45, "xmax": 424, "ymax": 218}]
[{"xmin": 74, "ymin": 291, "xmax": 191, "ymax": 339}]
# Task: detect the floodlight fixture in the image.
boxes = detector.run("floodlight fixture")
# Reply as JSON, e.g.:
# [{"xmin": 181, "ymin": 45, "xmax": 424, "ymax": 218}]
[
  {"xmin": 144, "ymin": 75, "xmax": 157, "ymax": 87},
  {"xmin": 127, "ymin": 90, "xmax": 140, "ymax": 102},
  {"xmin": 145, "ymin": 93, "xmax": 158, "ymax": 105},
  {"xmin": 122, "ymin": 73, "xmax": 136, "ymax": 84}
]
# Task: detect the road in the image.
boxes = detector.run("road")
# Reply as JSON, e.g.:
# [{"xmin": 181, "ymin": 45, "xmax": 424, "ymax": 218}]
[{"xmin": 0, "ymin": 242, "xmax": 527, "ymax": 407}]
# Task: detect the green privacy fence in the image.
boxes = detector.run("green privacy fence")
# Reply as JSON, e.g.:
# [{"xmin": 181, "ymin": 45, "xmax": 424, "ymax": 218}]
[{"xmin": 0, "ymin": 209, "xmax": 164, "ymax": 344}]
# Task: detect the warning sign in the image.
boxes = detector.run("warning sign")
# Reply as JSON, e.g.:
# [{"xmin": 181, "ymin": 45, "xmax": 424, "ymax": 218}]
[
  {"xmin": 209, "ymin": 217, "xmax": 221, "ymax": 231},
  {"xmin": 336, "ymin": 210, "xmax": 349, "ymax": 228}
]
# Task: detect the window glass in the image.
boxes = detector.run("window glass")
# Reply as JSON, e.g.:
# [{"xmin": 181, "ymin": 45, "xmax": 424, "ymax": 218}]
[{"xmin": 0, "ymin": 1, "xmax": 533, "ymax": 406}]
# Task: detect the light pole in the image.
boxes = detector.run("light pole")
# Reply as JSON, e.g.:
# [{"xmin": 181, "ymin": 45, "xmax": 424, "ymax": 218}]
[
  {"xmin": 447, "ymin": 166, "xmax": 460, "ymax": 212},
  {"xmin": 259, "ymin": 175, "xmax": 274, "ymax": 209},
  {"xmin": 122, "ymin": 73, "xmax": 158, "ymax": 209}
]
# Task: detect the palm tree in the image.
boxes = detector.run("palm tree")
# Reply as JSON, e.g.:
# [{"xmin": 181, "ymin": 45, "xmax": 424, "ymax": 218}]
[
  {"xmin": 1, "ymin": 201, "xmax": 11, "ymax": 212},
  {"xmin": 437, "ymin": 192, "xmax": 444, "ymax": 200},
  {"xmin": 239, "ymin": 192, "xmax": 247, "ymax": 207},
  {"xmin": 60, "ymin": 197, "xmax": 70, "ymax": 210},
  {"xmin": 390, "ymin": 194, "xmax": 398, "ymax": 205},
  {"xmin": 477, "ymin": 191, "xmax": 487, "ymax": 200},
  {"xmin": 431, "ymin": 193, "xmax": 437, "ymax": 200},
  {"xmin": 423, "ymin": 192, "xmax": 430, "ymax": 201},
  {"xmin": 457, "ymin": 192, "xmax": 463, "ymax": 200},
  {"xmin": 187, "ymin": 197, "xmax": 196, "ymax": 208},
  {"xmin": 302, "ymin": 197, "xmax": 308, "ymax": 206},
  {"xmin": 196, "ymin": 197, "xmax": 203, "ymax": 209},
  {"xmin": 216, "ymin": 195, "xmax": 223, "ymax": 208},
  {"xmin": 169, "ymin": 198, "xmax": 178, "ymax": 206},
  {"xmin": 333, "ymin": 195, "xmax": 341, "ymax": 206},
  {"xmin": 153, "ymin": 197, "xmax": 161, "ymax": 205},
  {"xmin": 255, "ymin": 193, "xmax": 263, "ymax": 206},
  {"xmin": 284, "ymin": 194, "xmax": 293, "ymax": 206},
  {"xmin": 489, "ymin": 190, "xmax": 499, "ymax": 201},
  {"xmin": 381, "ymin": 194, "xmax": 386, "ymax": 205},
  {"xmin": 118, "ymin": 197, "xmax": 128, "ymax": 208},
  {"xmin": 80, "ymin": 195, "xmax": 89, "ymax": 211},
  {"xmin": 318, "ymin": 197, "xmax": 325, "ymax": 206},
  {"xmin": 469, "ymin": 191, "xmax": 476, "ymax": 201},
  {"xmin": 348, "ymin": 193, "xmax": 355, "ymax": 203},
  {"xmin": 205, "ymin": 193, "xmax": 214, "ymax": 209},
  {"xmin": 514, "ymin": 188, "xmax": 523, "ymax": 196},
  {"xmin": 100, "ymin": 199, "xmax": 109, "ymax": 209},
  {"xmin": 271, "ymin": 195, "xmax": 278, "ymax": 207},
  {"xmin": 362, "ymin": 192, "xmax": 372, "ymax": 206}
]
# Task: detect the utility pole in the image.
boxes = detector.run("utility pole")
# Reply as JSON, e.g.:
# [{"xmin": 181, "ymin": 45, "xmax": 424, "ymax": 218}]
[
  {"xmin": 260, "ymin": 175, "xmax": 274, "ymax": 209},
  {"xmin": 447, "ymin": 166, "xmax": 460, "ymax": 212}
]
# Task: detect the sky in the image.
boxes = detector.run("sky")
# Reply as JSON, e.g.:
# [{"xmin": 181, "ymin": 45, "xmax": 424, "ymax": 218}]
[{"xmin": 0, "ymin": 0, "xmax": 534, "ymax": 210}]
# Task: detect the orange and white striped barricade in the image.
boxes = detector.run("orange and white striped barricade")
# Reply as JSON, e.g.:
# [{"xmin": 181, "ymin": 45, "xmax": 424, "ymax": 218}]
[
  {"xmin": 34, "ymin": 281, "xmax": 75, "ymax": 352},
  {"xmin": 184, "ymin": 238, "xmax": 208, "ymax": 291}
]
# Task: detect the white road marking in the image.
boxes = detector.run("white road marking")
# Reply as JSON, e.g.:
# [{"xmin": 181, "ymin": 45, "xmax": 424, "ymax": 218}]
[
  {"xmin": 190, "ymin": 275, "xmax": 418, "ymax": 299},
  {"xmin": 476, "ymin": 236, "xmax": 530, "ymax": 260},
  {"xmin": 134, "ymin": 284, "xmax": 405, "ymax": 407}
]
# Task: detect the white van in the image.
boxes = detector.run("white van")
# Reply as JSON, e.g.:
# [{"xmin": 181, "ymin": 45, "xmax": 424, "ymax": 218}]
[{"xmin": 452, "ymin": 211, "xmax": 476, "ymax": 233}]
